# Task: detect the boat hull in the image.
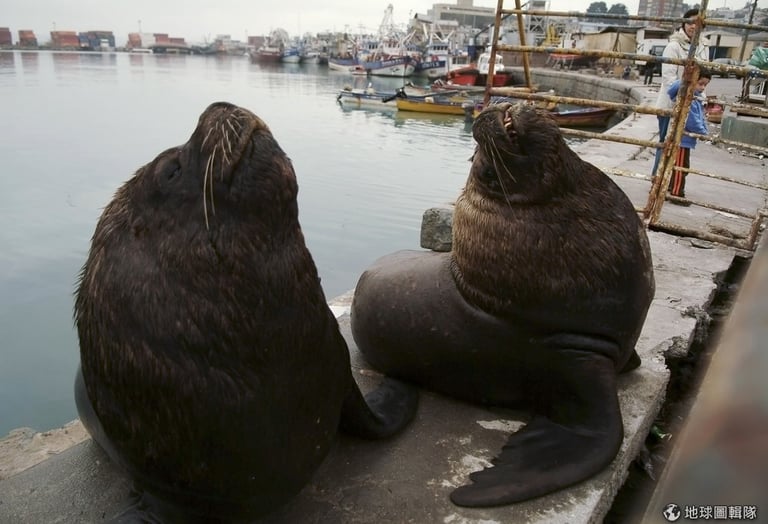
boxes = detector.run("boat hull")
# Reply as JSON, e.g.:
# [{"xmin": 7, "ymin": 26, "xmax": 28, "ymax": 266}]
[
  {"xmin": 550, "ymin": 107, "xmax": 615, "ymax": 127},
  {"xmin": 363, "ymin": 57, "xmax": 414, "ymax": 77},
  {"xmin": 446, "ymin": 66, "xmax": 514, "ymax": 87},
  {"xmin": 414, "ymin": 59, "xmax": 448, "ymax": 78},
  {"xmin": 328, "ymin": 58, "xmax": 359, "ymax": 72},
  {"xmin": 337, "ymin": 90, "xmax": 398, "ymax": 111},
  {"xmin": 282, "ymin": 49, "xmax": 303, "ymax": 63},
  {"xmin": 251, "ymin": 50, "xmax": 283, "ymax": 64},
  {"xmin": 395, "ymin": 97, "xmax": 469, "ymax": 115}
]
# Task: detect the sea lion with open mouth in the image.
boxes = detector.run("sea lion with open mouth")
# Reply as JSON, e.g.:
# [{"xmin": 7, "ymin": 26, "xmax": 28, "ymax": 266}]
[
  {"xmin": 351, "ymin": 101, "xmax": 655, "ymax": 507},
  {"xmin": 74, "ymin": 101, "xmax": 418, "ymax": 522}
]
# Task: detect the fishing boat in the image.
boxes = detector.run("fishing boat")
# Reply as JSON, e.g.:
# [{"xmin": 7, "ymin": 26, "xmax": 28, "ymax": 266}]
[
  {"xmin": 282, "ymin": 46, "xmax": 303, "ymax": 63},
  {"xmin": 549, "ymin": 106, "xmax": 615, "ymax": 127},
  {"xmin": 358, "ymin": 4, "xmax": 417, "ymax": 78},
  {"xmin": 251, "ymin": 28, "xmax": 288, "ymax": 64},
  {"xmin": 413, "ymin": 38, "xmax": 451, "ymax": 79},
  {"xmin": 328, "ymin": 56, "xmax": 360, "ymax": 72},
  {"xmin": 395, "ymin": 95, "xmax": 475, "ymax": 116},
  {"xmin": 251, "ymin": 44, "xmax": 283, "ymax": 63},
  {"xmin": 446, "ymin": 52, "xmax": 514, "ymax": 87},
  {"xmin": 362, "ymin": 55, "xmax": 415, "ymax": 77},
  {"xmin": 336, "ymin": 85, "xmax": 401, "ymax": 111}
]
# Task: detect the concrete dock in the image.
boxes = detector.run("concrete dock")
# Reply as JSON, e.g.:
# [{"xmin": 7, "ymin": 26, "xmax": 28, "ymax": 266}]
[{"xmin": 1, "ymin": 75, "xmax": 766, "ymax": 523}]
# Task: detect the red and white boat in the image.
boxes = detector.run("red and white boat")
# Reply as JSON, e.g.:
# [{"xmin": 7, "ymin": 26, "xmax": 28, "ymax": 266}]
[{"xmin": 446, "ymin": 52, "xmax": 514, "ymax": 87}]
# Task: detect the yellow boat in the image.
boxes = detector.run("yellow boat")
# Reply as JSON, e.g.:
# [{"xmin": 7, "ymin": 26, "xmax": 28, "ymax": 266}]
[{"xmin": 395, "ymin": 96, "xmax": 472, "ymax": 116}]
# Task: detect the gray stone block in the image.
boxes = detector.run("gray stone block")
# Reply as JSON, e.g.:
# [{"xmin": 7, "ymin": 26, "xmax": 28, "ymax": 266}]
[{"xmin": 420, "ymin": 205, "xmax": 454, "ymax": 252}]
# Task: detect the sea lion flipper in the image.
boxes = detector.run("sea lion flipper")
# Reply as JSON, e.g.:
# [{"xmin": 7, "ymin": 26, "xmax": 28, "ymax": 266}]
[
  {"xmin": 450, "ymin": 350, "xmax": 623, "ymax": 507},
  {"xmin": 339, "ymin": 377, "xmax": 419, "ymax": 440}
]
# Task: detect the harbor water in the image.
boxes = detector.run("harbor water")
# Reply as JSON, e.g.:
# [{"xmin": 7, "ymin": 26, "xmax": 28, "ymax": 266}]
[{"xmin": 0, "ymin": 50, "xmax": 476, "ymax": 435}]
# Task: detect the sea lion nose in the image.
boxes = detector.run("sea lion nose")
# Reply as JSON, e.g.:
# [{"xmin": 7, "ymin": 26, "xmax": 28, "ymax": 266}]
[{"xmin": 205, "ymin": 101, "xmax": 238, "ymax": 113}]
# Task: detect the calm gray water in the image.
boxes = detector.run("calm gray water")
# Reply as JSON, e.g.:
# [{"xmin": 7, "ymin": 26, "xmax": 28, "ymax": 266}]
[{"xmin": 0, "ymin": 50, "xmax": 475, "ymax": 435}]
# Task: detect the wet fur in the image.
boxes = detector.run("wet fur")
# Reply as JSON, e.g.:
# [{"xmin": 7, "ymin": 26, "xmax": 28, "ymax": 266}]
[
  {"xmin": 454, "ymin": 103, "xmax": 654, "ymax": 322},
  {"xmin": 351, "ymin": 101, "xmax": 655, "ymax": 508},
  {"xmin": 75, "ymin": 102, "xmax": 417, "ymax": 521}
]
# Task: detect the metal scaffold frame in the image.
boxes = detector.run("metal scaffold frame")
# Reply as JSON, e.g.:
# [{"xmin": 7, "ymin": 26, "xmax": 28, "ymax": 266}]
[{"xmin": 482, "ymin": 0, "xmax": 768, "ymax": 251}]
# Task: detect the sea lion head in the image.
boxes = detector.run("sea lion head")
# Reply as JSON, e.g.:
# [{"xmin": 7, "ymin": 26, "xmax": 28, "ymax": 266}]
[
  {"xmin": 79, "ymin": 101, "xmax": 309, "ymax": 290},
  {"xmin": 453, "ymin": 100, "xmax": 648, "ymax": 317},
  {"xmin": 113, "ymin": 101, "xmax": 299, "ymax": 240},
  {"xmin": 468, "ymin": 101, "xmax": 578, "ymax": 204}
]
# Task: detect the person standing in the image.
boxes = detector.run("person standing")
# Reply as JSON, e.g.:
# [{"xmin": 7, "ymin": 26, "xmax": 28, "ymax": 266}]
[
  {"xmin": 665, "ymin": 70, "xmax": 712, "ymax": 202},
  {"xmin": 644, "ymin": 49, "xmax": 656, "ymax": 85},
  {"xmin": 651, "ymin": 8, "xmax": 710, "ymax": 177}
]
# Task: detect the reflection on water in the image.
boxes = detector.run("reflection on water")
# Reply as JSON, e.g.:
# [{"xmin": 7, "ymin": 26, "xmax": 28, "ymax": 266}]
[
  {"xmin": 0, "ymin": 50, "xmax": 475, "ymax": 434},
  {"xmin": 0, "ymin": 51, "xmax": 14, "ymax": 70}
]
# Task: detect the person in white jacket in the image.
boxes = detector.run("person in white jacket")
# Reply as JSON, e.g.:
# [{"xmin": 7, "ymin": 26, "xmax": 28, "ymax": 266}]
[{"xmin": 651, "ymin": 8, "xmax": 710, "ymax": 177}]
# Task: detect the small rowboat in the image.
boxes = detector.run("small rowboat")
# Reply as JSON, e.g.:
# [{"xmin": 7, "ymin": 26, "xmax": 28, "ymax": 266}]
[
  {"xmin": 336, "ymin": 87, "xmax": 399, "ymax": 111},
  {"xmin": 549, "ymin": 106, "xmax": 615, "ymax": 128},
  {"xmin": 395, "ymin": 96, "xmax": 473, "ymax": 116}
]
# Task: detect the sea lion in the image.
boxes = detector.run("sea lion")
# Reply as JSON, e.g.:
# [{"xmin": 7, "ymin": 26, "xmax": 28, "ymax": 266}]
[
  {"xmin": 351, "ymin": 102, "xmax": 655, "ymax": 507},
  {"xmin": 74, "ymin": 101, "xmax": 418, "ymax": 522}
]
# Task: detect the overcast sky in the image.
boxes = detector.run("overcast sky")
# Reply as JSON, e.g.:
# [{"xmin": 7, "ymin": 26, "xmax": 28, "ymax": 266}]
[{"xmin": 4, "ymin": 0, "xmax": 766, "ymax": 44}]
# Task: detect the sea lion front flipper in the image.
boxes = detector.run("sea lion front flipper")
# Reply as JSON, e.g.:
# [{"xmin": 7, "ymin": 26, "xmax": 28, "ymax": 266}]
[
  {"xmin": 450, "ymin": 349, "xmax": 623, "ymax": 507},
  {"xmin": 339, "ymin": 376, "xmax": 419, "ymax": 440}
]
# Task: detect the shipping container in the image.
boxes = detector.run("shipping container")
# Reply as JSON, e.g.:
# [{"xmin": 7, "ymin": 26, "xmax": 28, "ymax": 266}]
[
  {"xmin": 0, "ymin": 27, "xmax": 12, "ymax": 47},
  {"xmin": 18, "ymin": 30, "xmax": 37, "ymax": 47}
]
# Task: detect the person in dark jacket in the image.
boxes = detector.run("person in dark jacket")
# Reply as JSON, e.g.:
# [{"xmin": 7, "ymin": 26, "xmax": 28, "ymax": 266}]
[{"xmin": 644, "ymin": 50, "xmax": 656, "ymax": 85}]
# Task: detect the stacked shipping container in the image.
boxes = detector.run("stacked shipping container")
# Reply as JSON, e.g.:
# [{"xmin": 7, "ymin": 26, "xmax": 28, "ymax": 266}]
[
  {"xmin": 0, "ymin": 27, "xmax": 12, "ymax": 47},
  {"xmin": 50, "ymin": 31, "xmax": 80, "ymax": 49},
  {"xmin": 18, "ymin": 29, "xmax": 37, "ymax": 48}
]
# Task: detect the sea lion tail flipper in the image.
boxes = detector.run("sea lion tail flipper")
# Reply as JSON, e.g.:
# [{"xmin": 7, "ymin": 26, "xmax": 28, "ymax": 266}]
[
  {"xmin": 339, "ymin": 377, "xmax": 419, "ymax": 440},
  {"xmin": 450, "ymin": 350, "xmax": 623, "ymax": 507}
]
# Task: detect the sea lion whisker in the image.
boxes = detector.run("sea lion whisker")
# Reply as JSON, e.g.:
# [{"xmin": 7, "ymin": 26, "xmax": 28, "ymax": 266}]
[
  {"xmin": 221, "ymin": 127, "xmax": 233, "ymax": 166},
  {"xmin": 201, "ymin": 126, "xmax": 215, "ymax": 149},
  {"xmin": 489, "ymin": 139, "xmax": 514, "ymax": 183},
  {"xmin": 202, "ymin": 151, "xmax": 215, "ymax": 229},
  {"xmin": 209, "ymin": 146, "xmax": 218, "ymax": 216},
  {"xmin": 225, "ymin": 119, "xmax": 238, "ymax": 157},
  {"xmin": 488, "ymin": 144, "xmax": 515, "ymax": 208},
  {"xmin": 226, "ymin": 119, "xmax": 238, "ymax": 138}
]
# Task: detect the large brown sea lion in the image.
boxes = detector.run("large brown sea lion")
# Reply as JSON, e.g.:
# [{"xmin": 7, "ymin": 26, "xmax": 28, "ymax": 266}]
[
  {"xmin": 74, "ymin": 101, "xmax": 417, "ymax": 522},
  {"xmin": 351, "ymin": 102, "xmax": 655, "ymax": 507}
]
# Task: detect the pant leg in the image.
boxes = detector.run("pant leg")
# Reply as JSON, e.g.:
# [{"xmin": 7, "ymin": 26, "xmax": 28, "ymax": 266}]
[
  {"xmin": 668, "ymin": 147, "xmax": 690, "ymax": 197},
  {"xmin": 652, "ymin": 116, "xmax": 670, "ymax": 176}
]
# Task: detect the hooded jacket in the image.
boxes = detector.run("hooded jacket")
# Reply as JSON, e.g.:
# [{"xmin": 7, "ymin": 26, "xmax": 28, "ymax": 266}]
[
  {"xmin": 667, "ymin": 79, "xmax": 709, "ymax": 149},
  {"xmin": 655, "ymin": 29, "xmax": 710, "ymax": 111}
]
